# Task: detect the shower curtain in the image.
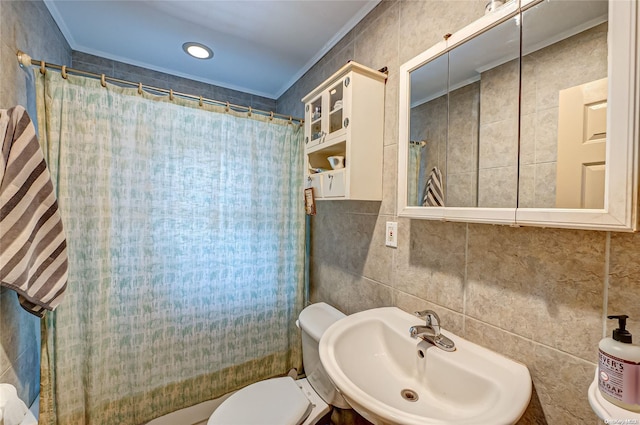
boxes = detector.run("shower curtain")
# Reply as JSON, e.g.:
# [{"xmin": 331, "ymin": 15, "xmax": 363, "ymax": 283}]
[{"xmin": 35, "ymin": 71, "xmax": 305, "ymax": 425}]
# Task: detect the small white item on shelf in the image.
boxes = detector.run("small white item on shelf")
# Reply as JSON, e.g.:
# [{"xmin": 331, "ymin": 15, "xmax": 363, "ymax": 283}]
[
  {"xmin": 308, "ymin": 166, "xmax": 327, "ymax": 174},
  {"xmin": 327, "ymin": 156, "xmax": 345, "ymax": 170},
  {"xmin": 333, "ymin": 100, "xmax": 343, "ymax": 110}
]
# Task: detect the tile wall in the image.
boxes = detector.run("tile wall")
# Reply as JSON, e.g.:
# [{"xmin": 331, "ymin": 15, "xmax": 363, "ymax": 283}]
[{"xmin": 276, "ymin": 1, "xmax": 639, "ymax": 423}]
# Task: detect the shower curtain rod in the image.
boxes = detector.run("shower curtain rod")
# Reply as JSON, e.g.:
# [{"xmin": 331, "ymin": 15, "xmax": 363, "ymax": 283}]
[{"xmin": 16, "ymin": 50, "xmax": 304, "ymax": 126}]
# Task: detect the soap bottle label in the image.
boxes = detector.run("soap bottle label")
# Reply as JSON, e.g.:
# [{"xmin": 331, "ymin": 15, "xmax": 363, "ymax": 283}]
[{"xmin": 598, "ymin": 349, "xmax": 640, "ymax": 405}]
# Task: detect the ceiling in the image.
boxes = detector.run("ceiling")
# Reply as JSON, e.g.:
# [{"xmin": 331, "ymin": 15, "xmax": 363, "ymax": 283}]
[{"xmin": 44, "ymin": 0, "xmax": 380, "ymax": 99}]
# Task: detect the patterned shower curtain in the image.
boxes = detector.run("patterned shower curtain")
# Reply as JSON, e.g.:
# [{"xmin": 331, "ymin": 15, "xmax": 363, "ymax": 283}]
[{"xmin": 34, "ymin": 71, "xmax": 305, "ymax": 425}]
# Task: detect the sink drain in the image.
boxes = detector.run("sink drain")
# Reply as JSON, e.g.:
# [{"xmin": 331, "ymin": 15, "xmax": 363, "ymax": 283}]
[{"xmin": 401, "ymin": 389, "xmax": 419, "ymax": 402}]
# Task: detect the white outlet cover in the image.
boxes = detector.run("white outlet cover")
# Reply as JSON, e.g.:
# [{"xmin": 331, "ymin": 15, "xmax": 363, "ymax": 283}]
[{"xmin": 385, "ymin": 221, "xmax": 398, "ymax": 248}]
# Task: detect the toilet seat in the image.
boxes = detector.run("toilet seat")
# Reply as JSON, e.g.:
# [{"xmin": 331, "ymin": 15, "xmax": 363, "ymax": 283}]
[{"xmin": 207, "ymin": 377, "xmax": 312, "ymax": 425}]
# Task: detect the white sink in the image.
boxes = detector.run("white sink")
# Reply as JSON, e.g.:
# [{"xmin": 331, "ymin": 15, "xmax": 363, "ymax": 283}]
[{"xmin": 319, "ymin": 307, "xmax": 532, "ymax": 425}]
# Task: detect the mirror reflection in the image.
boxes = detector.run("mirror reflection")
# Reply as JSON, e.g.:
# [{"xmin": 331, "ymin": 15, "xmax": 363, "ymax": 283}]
[
  {"xmin": 408, "ymin": 14, "xmax": 520, "ymax": 208},
  {"xmin": 519, "ymin": 0, "xmax": 608, "ymax": 209},
  {"xmin": 406, "ymin": 0, "xmax": 609, "ymax": 210},
  {"xmin": 452, "ymin": 15, "xmax": 520, "ymax": 208},
  {"xmin": 409, "ymin": 54, "xmax": 448, "ymax": 207}
]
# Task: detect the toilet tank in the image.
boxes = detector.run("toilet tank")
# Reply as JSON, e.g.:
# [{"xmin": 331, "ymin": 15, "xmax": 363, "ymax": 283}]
[{"xmin": 298, "ymin": 302, "xmax": 350, "ymax": 409}]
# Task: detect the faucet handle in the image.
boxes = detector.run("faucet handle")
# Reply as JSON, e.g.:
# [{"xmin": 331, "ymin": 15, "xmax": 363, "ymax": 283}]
[{"xmin": 414, "ymin": 309, "xmax": 441, "ymax": 328}]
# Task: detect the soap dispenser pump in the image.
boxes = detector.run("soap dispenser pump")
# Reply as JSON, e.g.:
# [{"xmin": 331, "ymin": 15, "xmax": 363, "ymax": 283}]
[{"xmin": 598, "ymin": 315, "xmax": 640, "ymax": 412}]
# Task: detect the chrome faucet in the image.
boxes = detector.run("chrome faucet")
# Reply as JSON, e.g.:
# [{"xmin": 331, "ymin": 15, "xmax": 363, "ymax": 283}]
[{"xmin": 409, "ymin": 310, "xmax": 456, "ymax": 352}]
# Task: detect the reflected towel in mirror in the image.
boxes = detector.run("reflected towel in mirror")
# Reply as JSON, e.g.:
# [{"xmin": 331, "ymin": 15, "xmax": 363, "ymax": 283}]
[{"xmin": 422, "ymin": 167, "xmax": 444, "ymax": 207}]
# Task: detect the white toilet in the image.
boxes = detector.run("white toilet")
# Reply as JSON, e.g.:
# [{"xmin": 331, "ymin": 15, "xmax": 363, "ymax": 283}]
[{"xmin": 208, "ymin": 302, "xmax": 350, "ymax": 425}]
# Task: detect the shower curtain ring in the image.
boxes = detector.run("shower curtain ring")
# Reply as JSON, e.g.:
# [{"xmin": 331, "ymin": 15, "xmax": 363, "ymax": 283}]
[
  {"xmin": 61, "ymin": 65, "xmax": 68, "ymax": 79},
  {"xmin": 269, "ymin": 111, "xmax": 274, "ymax": 121},
  {"xmin": 199, "ymin": 95, "xmax": 203, "ymax": 107},
  {"xmin": 138, "ymin": 83, "xmax": 143, "ymax": 95},
  {"xmin": 225, "ymin": 101, "xmax": 230, "ymax": 113},
  {"xmin": 248, "ymin": 106, "xmax": 252, "ymax": 117},
  {"xmin": 288, "ymin": 116, "xmax": 292, "ymax": 125},
  {"xmin": 170, "ymin": 89, "xmax": 174, "ymax": 101},
  {"xmin": 100, "ymin": 74, "xmax": 106, "ymax": 87},
  {"xmin": 40, "ymin": 61, "xmax": 46, "ymax": 75}
]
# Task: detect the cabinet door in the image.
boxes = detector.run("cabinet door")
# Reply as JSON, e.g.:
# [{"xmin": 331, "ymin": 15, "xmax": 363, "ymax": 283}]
[
  {"xmin": 307, "ymin": 174, "xmax": 323, "ymax": 198},
  {"xmin": 326, "ymin": 77, "xmax": 349, "ymax": 143},
  {"xmin": 322, "ymin": 170, "xmax": 346, "ymax": 198},
  {"xmin": 305, "ymin": 96, "xmax": 324, "ymax": 149}
]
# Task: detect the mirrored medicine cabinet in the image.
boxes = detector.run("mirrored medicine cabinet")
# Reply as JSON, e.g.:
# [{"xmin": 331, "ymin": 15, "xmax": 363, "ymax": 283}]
[{"xmin": 398, "ymin": 0, "xmax": 639, "ymax": 231}]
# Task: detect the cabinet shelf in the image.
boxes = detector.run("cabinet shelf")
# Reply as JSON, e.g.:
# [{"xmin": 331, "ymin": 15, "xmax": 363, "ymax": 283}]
[
  {"xmin": 306, "ymin": 136, "xmax": 344, "ymax": 155},
  {"xmin": 308, "ymin": 168, "xmax": 344, "ymax": 176}
]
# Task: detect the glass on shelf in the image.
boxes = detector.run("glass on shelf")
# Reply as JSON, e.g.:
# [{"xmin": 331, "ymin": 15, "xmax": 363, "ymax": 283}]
[
  {"xmin": 312, "ymin": 105, "xmax": 322, "ymax": 121},
  {"xmin": 311, "ymin": 119, "xmax": 322, "ymax": 140},
  {"xmin": 310, "ymin": 97, "xmax": 322, "ymax": 121},
  {"xmin": 329, "ymin": 83, "xmax": 344, "ymax": 113}
]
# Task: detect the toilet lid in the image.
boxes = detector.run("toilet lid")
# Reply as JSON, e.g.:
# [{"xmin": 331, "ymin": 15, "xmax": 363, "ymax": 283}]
[{"xmin": 208, "ymin": 377, "xmax": 312, "ymax": 425}]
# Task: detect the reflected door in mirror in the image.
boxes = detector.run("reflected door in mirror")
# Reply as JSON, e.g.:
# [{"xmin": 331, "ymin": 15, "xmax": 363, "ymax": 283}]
[{"xmin": 555, "ymin": 78, "xmax": 607, "ymax": 208}]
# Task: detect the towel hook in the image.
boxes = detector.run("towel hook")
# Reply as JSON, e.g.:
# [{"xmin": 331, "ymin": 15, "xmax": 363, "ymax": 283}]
[{"xmin": 61, "ymin": 65, "xmax": 68, "ymax": 79}]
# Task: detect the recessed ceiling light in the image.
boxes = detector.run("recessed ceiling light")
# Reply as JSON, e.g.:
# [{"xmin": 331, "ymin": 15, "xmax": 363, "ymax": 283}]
[{"xmin": 182, "ymin": 42, "xmax": 213, "ymax": 60}]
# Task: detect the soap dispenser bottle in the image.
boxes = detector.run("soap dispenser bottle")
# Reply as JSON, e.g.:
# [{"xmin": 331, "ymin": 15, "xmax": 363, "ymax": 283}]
[{"xmin": 598, "ymin": 315, "xmax": 640, "ymax": 412}]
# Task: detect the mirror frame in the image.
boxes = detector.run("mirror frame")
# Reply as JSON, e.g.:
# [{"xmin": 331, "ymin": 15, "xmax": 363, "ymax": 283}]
[{"xmin": 397, "ymin": 0, "xmax": 639, "ymax": 231}]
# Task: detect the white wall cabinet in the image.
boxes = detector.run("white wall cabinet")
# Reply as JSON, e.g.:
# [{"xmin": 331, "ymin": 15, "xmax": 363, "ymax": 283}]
[{"xmin": 303, "ymin": 62, "xmax": 386, "ymax": 201}]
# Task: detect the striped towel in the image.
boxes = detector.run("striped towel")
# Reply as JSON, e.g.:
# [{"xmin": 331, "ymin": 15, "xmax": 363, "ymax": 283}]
[
  {"xmin": 1, "ymin": 106, "xmax": 68, "ymax": 317},
  {"xmin": 422, "ymin": 167, "xmax": 445, "ymax": 207}
]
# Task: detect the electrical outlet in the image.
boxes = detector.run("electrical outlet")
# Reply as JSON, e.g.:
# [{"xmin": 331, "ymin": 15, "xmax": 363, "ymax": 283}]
[{"xmin": 385, "ymin": 221, "xmax": 398, "ymax": 248}]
